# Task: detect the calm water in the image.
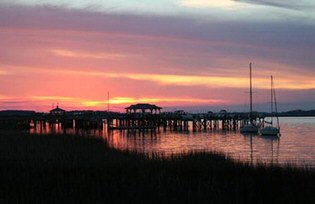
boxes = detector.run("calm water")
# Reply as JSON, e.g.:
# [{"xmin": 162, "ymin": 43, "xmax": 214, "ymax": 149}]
[{"xmin": 31, "ymin": 117, "xmax": 315, "ymax": 167}]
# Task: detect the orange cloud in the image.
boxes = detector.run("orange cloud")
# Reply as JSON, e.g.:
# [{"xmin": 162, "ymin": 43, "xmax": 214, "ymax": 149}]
[
  {"xmin": 0, "ymin": 70, "xmax": 9, "ymax": 75},
  {"xmin": 82, "ymin": 97, "xmax": 225, "ymax": 107},
  {"xmin": 64, "ymin": 71, "xmax": 315, "ymax": 90},
  {"xmin": 50, "ymin": 49, "xmax": 128, "ymax": 60},
  {"xmin": 0, "ymin": 95, "xmax": 9, "ymax": 100},
  {"xmin": 31, "ymin": 96, "xmax": 75, "ymax": 101},
  {"xmin": 3, "ymin": 64, "xmax": 315, "ymax": 90}
]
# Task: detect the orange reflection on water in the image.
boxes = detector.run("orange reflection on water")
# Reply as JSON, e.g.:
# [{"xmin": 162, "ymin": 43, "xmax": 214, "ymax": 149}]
[{"xmin": 30, "ymin": 121, "xmax": 77, "ymax": 135}]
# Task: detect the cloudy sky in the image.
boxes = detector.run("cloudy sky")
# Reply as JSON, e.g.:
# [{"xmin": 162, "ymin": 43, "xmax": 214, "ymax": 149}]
[{"xmin": 0, "ymin": 0, "xmax": 315, "ymax": 112}]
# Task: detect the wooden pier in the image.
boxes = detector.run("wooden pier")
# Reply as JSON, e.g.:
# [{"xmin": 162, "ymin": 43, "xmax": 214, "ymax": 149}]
[
  {"xmin": 106, "ymin": 112, "xmax": 264, "ymax": 131},
  {"xmin": 0, "ymin": 103, "xmax": 266, "ymax": 132}
]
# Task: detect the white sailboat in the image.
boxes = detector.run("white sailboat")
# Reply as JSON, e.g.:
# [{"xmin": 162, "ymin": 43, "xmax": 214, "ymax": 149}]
[
  {"xmin": 240, "ymin": 63, "xmax": 259, "ymax": 134},
  {"xmin": 260, "ymin": 75, "xmax": 281, "ymax": 136}
]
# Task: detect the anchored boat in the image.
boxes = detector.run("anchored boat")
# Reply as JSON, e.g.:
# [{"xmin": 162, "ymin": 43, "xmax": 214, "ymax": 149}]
[
  {"xmin": 260, "ymin": 75, "xmax": 281, "ymax": 136},
  {"xmin": 240, "ymin": 63, "xmax": 259, "ymax": 134}
]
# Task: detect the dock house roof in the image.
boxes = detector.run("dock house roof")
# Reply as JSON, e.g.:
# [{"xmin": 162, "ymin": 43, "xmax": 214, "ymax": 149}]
[
  {"xmin": 125, "ymin": 103, "xmax": 162, "ymax": 110},
  {"xmin": 50, "ymin": 106, "xmax": 65, "ymax": 112},
  {"xmin": 125, "ymin": 103, "xmax": 162, "ymax": 114},
  {"xmin": 50, "ymin": 106, "xmax": 66, "ymax": 115}
]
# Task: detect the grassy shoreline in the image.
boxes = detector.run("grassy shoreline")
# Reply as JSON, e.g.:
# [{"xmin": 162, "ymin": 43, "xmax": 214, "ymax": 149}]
[{"xmin": 1, "ymin": 130, "xmax": 314, "ymax": 203}]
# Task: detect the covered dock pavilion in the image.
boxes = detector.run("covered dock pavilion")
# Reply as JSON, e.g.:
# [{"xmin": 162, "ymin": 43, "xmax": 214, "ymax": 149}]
[{"xmin": 125, "ymin": 103, "xmax": 162, "ymax": 114}]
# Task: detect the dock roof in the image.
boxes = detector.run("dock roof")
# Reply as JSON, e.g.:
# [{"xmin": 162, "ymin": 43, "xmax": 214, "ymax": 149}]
[
  {"xmin": 50, "ymin": 106, "xmax": 66, "ymax": 113},
  {"xmin": 125, "ymin": 103, "xmax": 162, "ymax": 110}
]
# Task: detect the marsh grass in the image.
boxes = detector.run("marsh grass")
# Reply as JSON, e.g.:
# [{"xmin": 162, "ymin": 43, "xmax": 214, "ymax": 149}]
[{"xmin": 1, "ymin": 130, "xmax": 314, "ymax": 203}]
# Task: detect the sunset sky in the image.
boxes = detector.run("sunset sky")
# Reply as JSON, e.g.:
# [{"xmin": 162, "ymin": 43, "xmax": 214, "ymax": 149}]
[{"xmin": 1, "ymin": 0, "xmax": 315, "ymax": 112}]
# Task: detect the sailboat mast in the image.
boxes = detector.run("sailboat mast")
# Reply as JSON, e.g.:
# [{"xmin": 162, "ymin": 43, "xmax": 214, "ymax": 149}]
[
  {"xmin": 272, "ymin": 77, "xmax": 280, "ymax": 129},
  {"xmin": 249, "ymin": 62, "xmax": 253, "ymax": 120},
  {"xmin": 271, "ymin": 75, "xmax": 274, "ymax": 125},
  {"xmin": 107, "ymin": 91, "xmax": 110, "ymax": 112}
]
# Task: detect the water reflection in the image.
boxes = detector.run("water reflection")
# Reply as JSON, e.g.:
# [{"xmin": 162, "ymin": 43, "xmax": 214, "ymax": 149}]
[
  {"xmin": 242, "ymin": 133, "xmax": 281, "ymax": 165},
  {"xmin": 30, "ymin": 117, "xmax": 315, "ymax": 167}
]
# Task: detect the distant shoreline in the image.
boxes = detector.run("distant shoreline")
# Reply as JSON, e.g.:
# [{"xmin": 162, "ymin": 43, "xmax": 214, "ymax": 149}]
[
  {"xmin": 277, "ymin": 114, "xmax": 315, "ymax": 117},
  {"xmin": 1, "ymin": 109, "xmax": 315, "ymax": 116}
]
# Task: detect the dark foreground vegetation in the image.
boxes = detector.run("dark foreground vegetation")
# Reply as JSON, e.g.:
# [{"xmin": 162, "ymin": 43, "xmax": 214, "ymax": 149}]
[{"xmin": 1, "ymin": 131, "xmax": 314, "ymax": 204}]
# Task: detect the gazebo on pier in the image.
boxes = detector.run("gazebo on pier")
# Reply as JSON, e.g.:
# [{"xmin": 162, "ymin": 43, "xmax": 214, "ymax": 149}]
[
  {"xmin": 125, "ymin": 103, "xmax": 162, "ymax": 114},
  {"xmin": 50, "ymin": 105, "xmax": 66, "ymax": 116}
]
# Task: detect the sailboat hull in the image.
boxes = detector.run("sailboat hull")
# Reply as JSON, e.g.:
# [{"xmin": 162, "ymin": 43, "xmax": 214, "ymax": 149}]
[
  {"xmin": 240, "ymin": 124, "xmax": 259, "ymax": 133},
  {"xmin": 260, "ymin": 126, "xmax": 280, "ymax": 136}
]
